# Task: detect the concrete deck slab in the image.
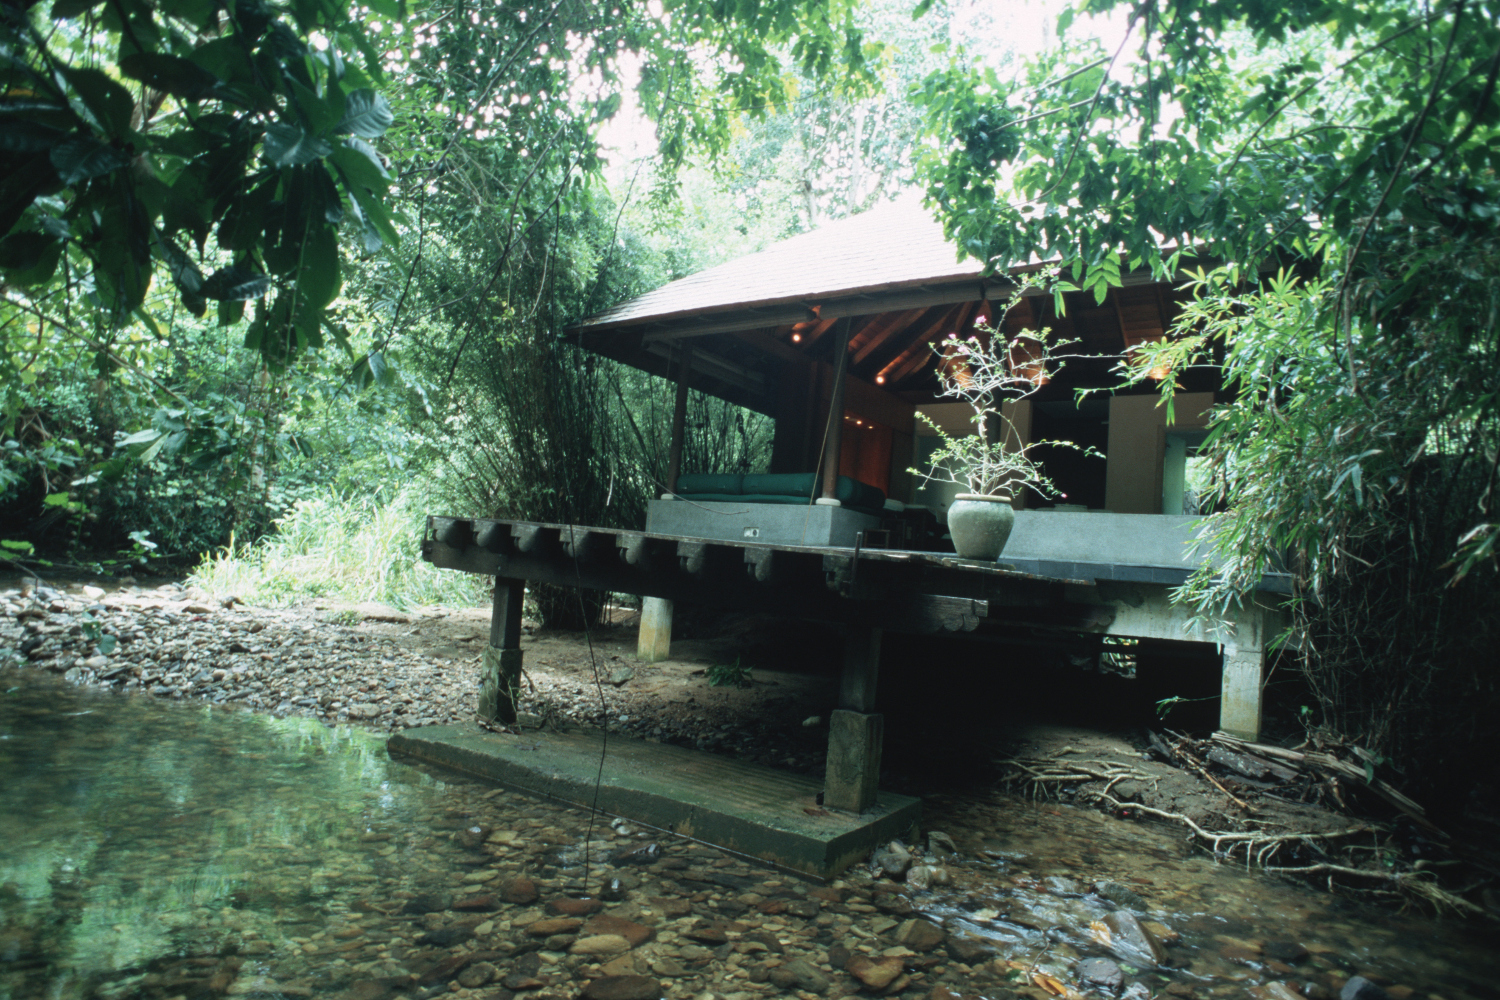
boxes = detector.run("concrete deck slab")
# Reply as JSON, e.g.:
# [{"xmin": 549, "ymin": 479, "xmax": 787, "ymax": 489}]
[{"xmin": 388, "ymin": 724, "xmax": 920, "ymax": 879}]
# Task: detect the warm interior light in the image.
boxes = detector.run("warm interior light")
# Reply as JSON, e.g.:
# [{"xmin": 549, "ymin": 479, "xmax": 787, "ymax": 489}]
[
  {"xmin": 791, "ymin": 333, "xmax": 802, "ymax": 343},
  {"xmin": 1007, "ymin": 334, "xmax": 1049, "ymax": 386},
  {"xmin": 875, "ymin": 375, "xmax": 885, "ymax": 384}
]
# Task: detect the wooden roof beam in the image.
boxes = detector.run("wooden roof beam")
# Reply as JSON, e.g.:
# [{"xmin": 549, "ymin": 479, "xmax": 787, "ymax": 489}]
[
  {"xmin": 636, "ymin": 280, "xmax": 1002, "ymax": 345},
  {"xmin": 878, "ymin": 302, "xmax": 979, "ymax": 386}
]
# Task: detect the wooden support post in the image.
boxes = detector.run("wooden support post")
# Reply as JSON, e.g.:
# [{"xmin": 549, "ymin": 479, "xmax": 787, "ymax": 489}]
[
  {"xmin": 820, "ymin": 318, "xmax": 853, "ymax": 500},
  {"xmin": 825, "ymin": 624, "xmax": 883, "ymax": 813},
  {"xmin": 1218, "ymin": 604, "xmax": 1264, "ymax": 740},
  {"xmin": 666, "ymin": 346, "xmax": 693, "ymax": 495},
  {"xmin": 638, "ymin": 595, "xmax": 674, "ymax": 662},
  {"xmin": 479, "ymin": 579, "xmax": 525, "ymax": 723},
  {"xmin": 839, "ymin": 625, "xmax": 881, "ymax": 711}
]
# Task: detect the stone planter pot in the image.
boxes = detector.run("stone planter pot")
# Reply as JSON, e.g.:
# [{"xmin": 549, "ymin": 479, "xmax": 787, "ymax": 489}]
[{"xmin": 947, "ymin": 493, "xmax": 1016, "ymax": 561}]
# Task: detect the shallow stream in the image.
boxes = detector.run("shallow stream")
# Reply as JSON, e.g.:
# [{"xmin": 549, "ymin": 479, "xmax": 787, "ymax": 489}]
[{"xmin": 0, "ymin": 668, "xmax": 1493, "ymax": 1000}]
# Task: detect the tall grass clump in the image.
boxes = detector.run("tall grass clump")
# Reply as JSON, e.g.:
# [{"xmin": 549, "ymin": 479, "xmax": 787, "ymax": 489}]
[{"xmin": 190, "ymin": 488, "xmax": 486, "ymax": 610}]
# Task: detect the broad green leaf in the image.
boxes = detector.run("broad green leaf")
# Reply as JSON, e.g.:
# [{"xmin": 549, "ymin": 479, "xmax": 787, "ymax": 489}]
[
  {"xmin": 0, "ymin": 233, "xmax": 63, "ymax": 286},
  {"xmin": 118, "ymin": 428, "xmax": 163, "ymax": 446},
  {"xmin": 263, "ymin": 123, "xmax": 332, "ymax": 166},
  {"xmin": 50, "ymin": 135, "xmax": 131, "ymax": 185},
  {"xmin": 0, "ymin": 119, "xmax": 69, "ymax": 153},
  {"xmin": 61, "ymin": 67, "xmax": 135, "ymax": 138},
  {"xmin": 0, "ymin": 231, "xmax": 52, "ymax": 269},
  {"xmin": 293, "ymin": 223, "xmax": 340, "ymax": 321},
  {"xmin": 334, "ymin": 89, "xmax": 393, "ymax": 138},
  {"xmin": 120, "ymin": 53, "xmax": 221, "ymax": 101},
  {"xmin": 201, "ymin": 264, "xmax": 270, "ymax": 300},
  {"xmin": 159, "ymin": 0, "xmax": 215, "ymax": 29},
  {"xmin": 289, "ymin": 77, "xmax": 340, "ymax": 135},
  {"xmin": 330, "ymin": 137, "xmax": 389, "ymax": 191}
]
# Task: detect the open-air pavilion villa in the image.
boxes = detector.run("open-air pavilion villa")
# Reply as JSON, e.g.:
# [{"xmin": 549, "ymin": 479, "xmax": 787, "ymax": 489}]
[{"xmin": 405, "ymin": 202, "xmax": 1288, "ymax": 875}]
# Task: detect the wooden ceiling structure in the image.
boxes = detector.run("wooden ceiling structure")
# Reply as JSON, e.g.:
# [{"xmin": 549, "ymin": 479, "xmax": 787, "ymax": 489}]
[{"xmin": 573, "ymin": 201, "xmax": 1198, "ymax": 420}]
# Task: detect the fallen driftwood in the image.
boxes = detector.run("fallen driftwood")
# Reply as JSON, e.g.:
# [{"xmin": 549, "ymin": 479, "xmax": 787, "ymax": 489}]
[
  {"xmin": 997, "ymin": 733, "xmax": 1492, "ymax": 920},
  {"xmin": 1210, "ymin": 731, "xmax": 1446, "ymax": 839}
]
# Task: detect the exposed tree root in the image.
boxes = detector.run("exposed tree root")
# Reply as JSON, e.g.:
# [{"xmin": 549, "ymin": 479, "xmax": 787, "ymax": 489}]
[{"xmin": 996, "ymin": 740, "xmax": 1498, "ymax": 921}]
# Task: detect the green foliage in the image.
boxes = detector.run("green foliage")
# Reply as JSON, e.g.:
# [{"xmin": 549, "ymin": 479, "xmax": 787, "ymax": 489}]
[
  {"xmin": 0, "ymin": 0, "xmax": 403, "ymax": 371},
  {"xmin": 706, "ymin": 657, "xmax": 751, "ymax": 688},
  {"xmin": 911, "ymin": 0, "xmax": 1500, "ymax": 786},
  {"xmin": 915, "ymin": 0, "xmax": 1500, "ymax": 279},
  {"xmin": 190, "ymin": 487, "xmax": 485, "ymax": 610}
]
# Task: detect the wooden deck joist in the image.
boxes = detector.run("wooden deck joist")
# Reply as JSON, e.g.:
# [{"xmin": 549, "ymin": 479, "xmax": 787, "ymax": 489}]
[{"xmin": 424, "ymin": 516, "xmax": 1112, "ymax": 636}]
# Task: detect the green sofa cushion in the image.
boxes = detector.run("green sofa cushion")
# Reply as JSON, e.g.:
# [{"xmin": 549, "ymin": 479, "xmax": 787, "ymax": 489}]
[
  {"xmin": 672, "ymin": 472, "xmax": 885, "ymax": 510},
  {"xmin": 742, "ymin": 473, "xmax": 818, "ymax": 498},
  {"xmin": 675, "ymin": 473, "xmax": 743, "ymax": 496}
]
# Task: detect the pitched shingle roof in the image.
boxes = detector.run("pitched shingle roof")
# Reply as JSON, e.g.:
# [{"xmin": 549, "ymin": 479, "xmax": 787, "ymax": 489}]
[{"xmin": 580, "ymin": 200, "xmax": 986, "ymax": 332}]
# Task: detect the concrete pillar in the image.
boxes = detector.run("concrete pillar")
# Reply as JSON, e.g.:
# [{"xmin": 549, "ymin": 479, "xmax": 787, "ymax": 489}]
[
  {"xmin": 825, "ymin": 624, "xmax": 883, "ymax": 812},
  {"xmin": 825, "ymin": 710, "xmax": 884, "ymax": 813},
  {"xmin": 1218, "ymin": 604, "xmax": 1264, "ymax": 740},
  {"xmin": 638, "ymin": 596, "xmax": 673, "ymax": 662},
  {"xmin": 480, "ymin": 579, "xmax": 525, "ymax": 723}
]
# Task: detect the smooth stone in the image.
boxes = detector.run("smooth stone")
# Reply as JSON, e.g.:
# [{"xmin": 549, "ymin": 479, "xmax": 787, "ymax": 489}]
[
  {"xmin": 1078, "ymin": 957, "xmax": 1124, "ymax": 991},
  {"xmin": 417, "ymin": 927, "xmax": 472, "ymax": 947},
  {"xmin": 775, "ymin": 958, "xmax": 830, "ymax": 993},
  {"xmin": 847, "ymin": 954, "xmax": 904, "ymax": 991},
  {"xmin": 927, "ymin": 831, "xmax": 958, "ymax": 856},
  {"xmin": 1342, "ymin": 978, "xmax": 1392, "ymax": 1000},
  {"xmin": 650, "ymin": 896, "xmax": 692, "ymax": 918},
  {"xmin": 456, "ymin": 824, "xmax": 492, "ymax": 849},
  {"xmin": 895, "ymin": 918, "xmax": 946, "ymax": 953},
  {"xmin": 685, "ymin": 923, "xmax": 728, "ymax": 944},
  {"xmin": 1103, "ymin": 911, "xmax": 1168, "ymax": 968},
  {"xmin": 871, "ymin": 841, "xmax": 913, "ymax": 878},
  {"xmin": 547, "ymin": 897, "xmax": 604, "ymax": 917},
  {"xmin": 501, "ymin": 877, "xmax": 540, "ymax": 904},
  {"xmin": 402, "ymin": 892, "xmax": 452, "ymax": 914},
  {"xmin": 1095, "ymin": 881, "xmax": 1148, "ymax": 910},
  {"xmin": 945, "ymin": 929, "xmax": 997, "ymax": 963},
  {"xmin": 528, "ymin": 917, "xmax": 584, "ymax": 937},
  {"xmin": 580, "ymin": 974, "xmax": 660, "ymax": 1000},
  {"xmin": 453, "ymin": 894, "xmax": 499, "ymax": 911},
  {"xmin": 1263, "ymin": 941, "xmax": 1310, "ymax": 964},
  {"xmin": 570, "ymin": 934, "xmax": 631, "ymax": 956},
  {"xmin": 583, "ymin": 914, "xmax": 654, "ymax": 948},
  {"xmin": 456, "ymin": 962, "xmax": 497, "ymax": 988}
]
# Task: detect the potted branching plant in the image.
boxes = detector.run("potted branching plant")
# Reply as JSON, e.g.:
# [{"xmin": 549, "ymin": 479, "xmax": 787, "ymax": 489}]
[{"xmin": 913, "ymin": 297, "xmax": 1078, "ymax": 559}]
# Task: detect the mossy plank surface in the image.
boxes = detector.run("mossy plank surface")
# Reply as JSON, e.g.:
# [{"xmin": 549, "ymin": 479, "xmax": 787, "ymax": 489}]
[{"xmin": 388, "ymin": 724, "xmax": 919, "ymax": 878}]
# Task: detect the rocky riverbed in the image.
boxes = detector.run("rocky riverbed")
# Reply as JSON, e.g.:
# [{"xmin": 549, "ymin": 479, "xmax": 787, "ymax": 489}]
[
  {"xmin": 0, "ymin": 579, "xmax": 836, "ymax": 773},
  {"xmin": 2, "ymin": 577, "xmax": 1497, "ymax": 1000}
]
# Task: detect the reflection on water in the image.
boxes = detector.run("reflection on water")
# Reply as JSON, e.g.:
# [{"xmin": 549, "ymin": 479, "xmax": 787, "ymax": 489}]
[
  {"xmin": 1, "ymin": 668, "xmax": 1496, "ymax": 1000},
  {"xmin": 0, "ymin": 669, "xmax": 450, "ymax": 1000}
]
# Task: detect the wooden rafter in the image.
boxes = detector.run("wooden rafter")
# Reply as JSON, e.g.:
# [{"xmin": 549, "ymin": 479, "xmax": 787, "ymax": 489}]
[
  {"xmin": 850, "ymin": 308, "xmax": 930, "ymax": 367},
  {"xmin": 879, "ymin": 301, "xmax": 980, "ymax": 387}
]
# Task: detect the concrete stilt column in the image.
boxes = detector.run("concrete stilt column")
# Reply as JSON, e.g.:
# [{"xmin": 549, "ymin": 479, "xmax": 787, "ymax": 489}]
[
  {"xmin": 825, "ymin": 710, "xmax": 884, "ymax": 813},
  {"xmin": 1219, "ymin": 606, "xmax": 1265, "ymax": 740},
  {"xmin": 638, "ymin": 596, "xmax": 673, "ymax": 662},
  {"xmin": 825, "ymin": 624, "xmax": 883, "ymax": 813},
  {"xmin": 480, "ymin": 579, "xmax": 524, "ymax": 723}
]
